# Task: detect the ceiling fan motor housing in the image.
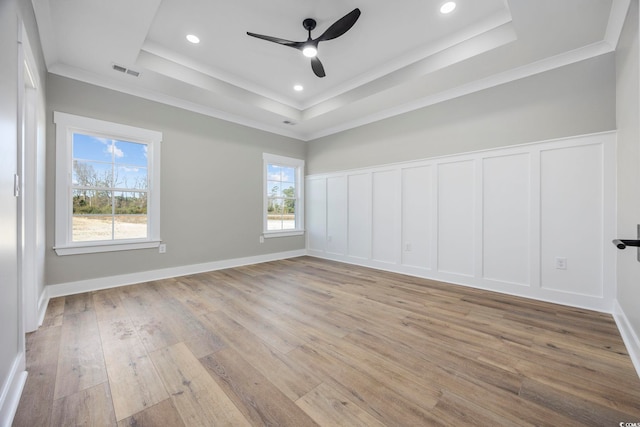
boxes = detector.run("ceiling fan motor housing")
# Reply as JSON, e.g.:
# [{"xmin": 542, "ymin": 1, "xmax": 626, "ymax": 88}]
[{"xmin": 303, "ymin": 18, "xmax": 317, "ymax": 31}]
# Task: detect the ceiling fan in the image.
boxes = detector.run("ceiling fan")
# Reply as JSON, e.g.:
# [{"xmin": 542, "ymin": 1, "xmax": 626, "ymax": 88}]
[{"xmin": 247, "ymin": 8, "xmax": 361, "ymax": 78}]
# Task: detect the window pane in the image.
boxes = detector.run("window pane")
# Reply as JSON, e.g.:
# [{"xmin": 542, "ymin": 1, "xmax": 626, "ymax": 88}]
[
  {"xmin": 283, "ymin": 198, "xmax": 295, "ymax": 215},
  {"xmin": 282, "ymin": 184, "xmax": 295, "ymax": 199},
  {"xmin": 114, "ymin": 191, "xmax": 147, "ymax": 215},
  {"xmin": 267, "ymin": 198, "xmax": 283, "ymax": 231},
  {"xmin": 115, "ymin": 140, "xmax": 148, "ymax": 167},
  {"xmin": 73, "ymin": 160, "xmax": 113, "ymax": 188},
  {"xmin": 280, "ymin": 166, "xmax": 295, "ymax": 182},
  {"xmin": 73, "ymin": 189, "xmax": 111, "ymax": 215},
  {"xmin": 114, "ymin": 215, "xmax": 147, "ymax": 240},
  {"xmin": 267, "ymin": 181, "xmax": 282, "ymax": 197},
  {"xmin": 115, "ymin": 165, "xmax": 148, "ymax": 189},
  {"xmin": 72, "ymin": 189, "xmax": 113, "ymax": 241},
  {"xmin": 72, "ymin": 133, "xmax": 113, "ymax": 162},
  {"xmin": 267, "ymin": 164, "xmax": 282, "ymax": 181},
  {"xmin": 72, "ymin": 215, "xmax": 114, "ymax": 242},
  {"xmin": 283, "ymin": 200, "xmax": 296, "ymax": 230}
]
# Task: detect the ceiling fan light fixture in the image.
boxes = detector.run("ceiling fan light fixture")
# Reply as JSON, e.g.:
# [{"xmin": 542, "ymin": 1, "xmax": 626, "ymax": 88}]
[
  {"xmin": 302, "ymin": 45, "xmax": 318, "ymax": 58},
  {"xmin": 440, "ymin": 2, "xmax": 457, "ymax": 14}
]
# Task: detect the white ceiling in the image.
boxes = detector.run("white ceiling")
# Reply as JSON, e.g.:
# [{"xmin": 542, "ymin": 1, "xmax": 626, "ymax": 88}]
[{"xmin": 32, "ymin": 0, "xmax": 628, "ymax": 141}]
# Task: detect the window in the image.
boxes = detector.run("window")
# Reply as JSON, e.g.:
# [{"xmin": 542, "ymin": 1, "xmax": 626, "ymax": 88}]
[
  {"xmin": 263, "ymin": 153, "xmax": 304, "ymax": 238},
  {"xmin": 54, "ymin": 112, "xmax": 162, "ymax": 255}
]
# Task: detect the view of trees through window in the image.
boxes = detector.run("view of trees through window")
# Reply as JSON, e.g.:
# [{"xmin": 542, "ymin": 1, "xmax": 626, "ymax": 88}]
[
  {"xmin": 72, "ymin": 133, "xmax": 149, "ymax": 241},
  {"xmin": 266, "ymin": 163, "xmax": 297, "ymax": 231}
]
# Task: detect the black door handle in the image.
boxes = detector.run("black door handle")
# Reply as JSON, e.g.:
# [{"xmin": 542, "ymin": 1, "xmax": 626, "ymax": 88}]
[{"xmin": 613, "ymin": 239, "xmax": 640, "ymax": 250}]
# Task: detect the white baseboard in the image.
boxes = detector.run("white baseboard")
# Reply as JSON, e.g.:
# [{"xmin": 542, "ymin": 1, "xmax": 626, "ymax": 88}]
[
  {"xmin": 613, "ymin": 300, "xmax": 640, "ymax": 380},
  {"xmin": 306, "ymin": 251, "xmax": 613, "ymax": 313},
  {"xmin": 46, "ymin": 250, "xmax": 307, "ymax": 298},
  {"xmin": 37, "ymin": 288, "xmax": 49, "ymax": 327},
  {"xmin": 0, "ymin": 353, "xmax": 27, "ymax": 427}
]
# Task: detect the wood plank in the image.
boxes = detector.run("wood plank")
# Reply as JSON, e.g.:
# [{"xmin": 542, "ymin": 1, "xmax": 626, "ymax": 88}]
[
  {"xmin": 200, "ymin": 347, "xmax": 319, "ymax": 426},
  {"xmin": 53, "ymin": 310, "xmax": 107, "ymax": 400},
  {"xmin": 63, "ymin": 292, "xmax": 94, "ymax": 315},
  {"xmin": 288, "ymin": 344, "xmax": 446, "ymax": 426},
  {"xmin": 149, "ymin": 342, "xmax": 250, "ymax": 426},
  {"xmin": 159, "ymin": 276, "xmax": 226, "ymax": 317},
  {"xmin": 516, "ymin": 358, "xmax": 640, "ymax": 415},
  {"xmin": 40, "ymin": 296, "xmax": 65, "ymax": 328},
  {"xmin": 296, "ymin": 382, "xmax": 387, "ymax": 427},
  {"xmin": 118, "ymin": 283, "xmax": 181, "ymax": 353},
  {"xmin": 519, "ymin": 378, "xmax": 635, "ymax": 426},
  {"xmin": 117, "ymin": 399, "xmax": 185, "ymax": 427},
  {"xmin": 50, "ymin": 382, "xmax": 117, "ymax": 427},
  {"xmin": 305, "ymin": 333, "xmax": 442, "ymax": 411},
  {"xmin": 13, "ymin": 326, "xmax": 62, "ymax": 427},
  {"xmin": 93, "ymin": 288, "xmax": 129, "ymax": 322},
  {"xmin": 98, "ymin": 316, "xmax": 169, "ymax": 421},
  {"xmin": 215, "ymin": 281, "xmax": 307, "ymax": 353},
  {"xmin": 430, "ymin": 390, "xmax": 536, "ymax": 426},
  {"xmin": 200, "ymin": 310, "xmax": 321, "ymax": 401}
]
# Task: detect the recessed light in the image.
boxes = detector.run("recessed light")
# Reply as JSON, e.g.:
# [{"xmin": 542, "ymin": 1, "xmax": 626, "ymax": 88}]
[
  {"xmin": 440, "ymin": 2, "xmax": 456, "ymax": 14},
  {"xmin": 186, "ymin": 34, "xmax": 200, "ymax": 44},
  {"xmin": 294, "ymin": 85, "xmax": 304, "ymax": 92}
]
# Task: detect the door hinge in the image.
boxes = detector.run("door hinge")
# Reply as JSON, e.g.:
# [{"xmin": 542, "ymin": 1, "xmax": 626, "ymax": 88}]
[{"xmin": 14, "ymin": 174, "xmax": 20, "ymax": 197}]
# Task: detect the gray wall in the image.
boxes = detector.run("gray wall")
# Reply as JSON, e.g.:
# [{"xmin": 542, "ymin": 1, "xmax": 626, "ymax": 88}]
[
  {"xmin": 616, "ymin": 1, "xmax": 640, "ymax": 345},
  {"xmin": 45, "ymin": 75, "xmax": 306, "ymax": 285},
  {"xmin": 306, "ymin": 54, "xmax": 616, "ymax": 175}
]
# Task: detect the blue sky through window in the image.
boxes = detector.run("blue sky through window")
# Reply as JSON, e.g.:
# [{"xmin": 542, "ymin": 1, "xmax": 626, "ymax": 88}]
[
  {"xmin": 73, "ymin": 133, "xmax": 148, "ymax": 189},
  {"xmin": 267, "ymin": 164, "xmax": 295, "ymax": 197}
]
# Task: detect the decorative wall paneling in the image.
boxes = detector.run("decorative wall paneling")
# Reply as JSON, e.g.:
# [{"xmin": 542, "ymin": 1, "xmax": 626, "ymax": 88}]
[{"xmin": 305, "ymin": 132, "xmax": 616, "ymax": 312}]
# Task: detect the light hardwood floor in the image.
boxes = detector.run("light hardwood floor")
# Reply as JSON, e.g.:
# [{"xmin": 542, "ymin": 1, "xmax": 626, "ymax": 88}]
[{"xmin": 13, "ymin": 256, "xmax": 640, "ymax": 426}]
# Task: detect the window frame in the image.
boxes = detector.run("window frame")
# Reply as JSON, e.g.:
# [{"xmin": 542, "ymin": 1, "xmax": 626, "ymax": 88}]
[
  {"xmin": 53, "ymin": 111, "xmax": 162, "ymax": 255},
  {"xmin": 262, "ymin": 153, "xmax": 305, "ymax": 238}
]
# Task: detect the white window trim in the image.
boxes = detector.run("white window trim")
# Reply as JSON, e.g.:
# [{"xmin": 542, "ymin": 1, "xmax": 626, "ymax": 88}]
[
  {"xmin": 263, "ymin": 153, "xmax": 305, "ymax": 238},
  {"xmin": 53, "ymin": 111, "xmax": 162, "ymax": 255}
]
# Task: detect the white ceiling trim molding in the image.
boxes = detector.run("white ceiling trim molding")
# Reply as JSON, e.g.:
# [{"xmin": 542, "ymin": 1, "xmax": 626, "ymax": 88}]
[
  {"xmin": 139, "ymin": 40, "xmax": 303, "ymax": 109},
  {"xmin": 298, "ymin": 9, "xmax": 514, "ymax": 110},
  {"xmin": 604, "ymin": 0, "xmax": 632, "ymax": 49},
  {"xmin": 136, "ymin": 50, "xmax": 301, "ymax": 121},
  {"xmin": 301, "ymin": 22, "xmax": 518, "ymax": 123},
  {"xmin": 47, "ymin": 63, "xmax": 303, "ymax": 140},
  {"xmin": 30, "ymin": 0, "xmax": 57, "ymax": 68},
  {"xmin": 48, "ymin": 38, "xmax": 616, "ymax": 143},
  {"xmin": 306, "ymin": 41, "xmax": 615, "ymax": 141}
]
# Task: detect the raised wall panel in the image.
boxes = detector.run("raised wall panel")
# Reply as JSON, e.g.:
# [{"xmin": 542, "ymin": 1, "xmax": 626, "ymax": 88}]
[
  {"xmin": 540, "ymin": 143, "xmax": 604, "ymax": 297},
  {"xmin": 437, "ymin": 160, "xmax": 475, "ymax": 276},
  {"xmin": 401, "ymin": 165, "xmax": 433, "ymax": 269},
  {"xmin": 348, "ymin": 173, "xmax": 371, "ymax": 259},
  {"xmin": 326, "ymin": 176, "xmax": 347, "ymax": 255},
  {"xmin": 372, "ymin": 170, "xmax": 400, "ymax": 264},
  {"xmin": 483, "ymin": 154, "xmax": 530, "ymax": 285},
  {"xmin": 305, "ymin": 132, "xmax": 616, "ymax": 312},
  {"xmin": 306, "ymin": 178, "xmax": 326, "ymax": 252}
]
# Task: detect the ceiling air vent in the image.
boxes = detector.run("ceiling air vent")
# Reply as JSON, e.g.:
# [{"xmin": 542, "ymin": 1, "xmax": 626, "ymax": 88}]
[{"xmin": 112, "ymin": 63, "xmax": 140, "ymax": 77}]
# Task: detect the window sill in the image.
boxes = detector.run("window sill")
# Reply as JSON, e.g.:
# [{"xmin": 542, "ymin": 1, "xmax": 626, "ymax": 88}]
[
  {"xmin": 263, "ymin": 230, "xmax": 305, "ymax": 239},
  {"xmin": 54, "ymin": 240, "xmax": 161, "ymax": 256}
]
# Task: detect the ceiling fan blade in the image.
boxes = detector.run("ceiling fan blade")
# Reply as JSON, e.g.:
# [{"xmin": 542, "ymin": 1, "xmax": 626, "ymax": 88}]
[
  {"xmin": 246, "ymin": 32, "xmax": 304, "ymax": 49},
  {"xmin": 316, "ymin": 8, "xmax": 361, "ymax": 42},
  {"xmin": 311, "ymin": 57, "xmax": 326, "ymax": 78}
]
